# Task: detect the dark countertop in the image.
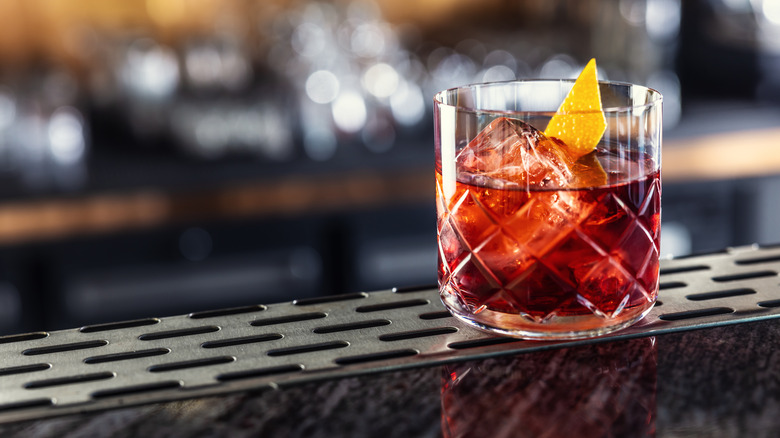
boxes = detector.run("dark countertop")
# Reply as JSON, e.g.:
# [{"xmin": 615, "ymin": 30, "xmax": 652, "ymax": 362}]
[
  {"xmin": 4, "ymin": 244, "xmax": 780, "ymax": 437},
  {"xmin": 1, "ymin": 318, "xmax": 778, "ymax": 437}
]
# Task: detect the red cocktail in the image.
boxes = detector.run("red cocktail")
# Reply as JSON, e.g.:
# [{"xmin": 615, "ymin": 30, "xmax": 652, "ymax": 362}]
[{"xmin": 434, "ymin": 76, "xmax": 662, "ymax": 339}]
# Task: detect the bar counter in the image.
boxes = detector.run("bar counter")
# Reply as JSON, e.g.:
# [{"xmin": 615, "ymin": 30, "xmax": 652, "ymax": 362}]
[
  {"xmin": 2, "ymin": 321, "xmax": 779, "ymax": 437},
  {"xmin": 1, "ymin": 245, "xmax": 780, "ymax": 437}
]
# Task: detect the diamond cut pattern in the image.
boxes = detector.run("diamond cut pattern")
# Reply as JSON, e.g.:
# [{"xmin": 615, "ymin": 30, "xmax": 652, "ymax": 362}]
[{"xmin": 437, "ymin": 169, "xmax": 660, "ymax": 323}]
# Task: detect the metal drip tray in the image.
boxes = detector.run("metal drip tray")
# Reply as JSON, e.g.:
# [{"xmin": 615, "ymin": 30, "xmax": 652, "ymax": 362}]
[{"xmin": 2, "ymin": 244, "xmax": 780, "ymax": 424}]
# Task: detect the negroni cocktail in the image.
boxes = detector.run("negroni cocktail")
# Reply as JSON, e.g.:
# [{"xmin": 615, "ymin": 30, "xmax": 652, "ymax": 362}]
[{"xmin": 434, "ymin": 60, "xmax": 662, "ymax": 339}]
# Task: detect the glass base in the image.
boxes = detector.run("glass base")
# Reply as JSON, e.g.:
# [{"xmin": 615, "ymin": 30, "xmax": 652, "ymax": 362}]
[{"xmin": 441, "ymin": 290, "xmax": 655, "ymax": 341}]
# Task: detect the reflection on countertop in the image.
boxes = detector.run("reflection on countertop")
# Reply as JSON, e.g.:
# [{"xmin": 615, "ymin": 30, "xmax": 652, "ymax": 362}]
[{"xmin": 441, "ymin": 337, "xmax": 656, "ymax": 438}]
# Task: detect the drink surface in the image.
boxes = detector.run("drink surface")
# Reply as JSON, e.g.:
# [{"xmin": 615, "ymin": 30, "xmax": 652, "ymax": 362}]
[{"xmin": 436, "ymin": 151, "xmax": 660, "ymax": 335}]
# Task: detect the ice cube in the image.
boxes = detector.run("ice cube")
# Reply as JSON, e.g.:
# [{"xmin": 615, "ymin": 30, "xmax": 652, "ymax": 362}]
[{"xmin": 455, "ymin": 117, "xmax": 577, "ymax": 188}]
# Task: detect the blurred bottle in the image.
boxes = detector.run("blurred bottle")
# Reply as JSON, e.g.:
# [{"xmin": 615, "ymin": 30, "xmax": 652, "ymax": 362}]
[
  {"xmin": 677, "ymin": 0, "xmax": 780, "ymax": 102},
  {"xmin": 0, "ymin": 71, "xmax": 88, "ymax": 193}
]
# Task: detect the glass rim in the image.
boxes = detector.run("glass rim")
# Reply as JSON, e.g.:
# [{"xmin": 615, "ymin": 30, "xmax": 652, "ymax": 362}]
[{"xmin": 433, "ymin": 79, "xmax": 663, "ymax": 115}]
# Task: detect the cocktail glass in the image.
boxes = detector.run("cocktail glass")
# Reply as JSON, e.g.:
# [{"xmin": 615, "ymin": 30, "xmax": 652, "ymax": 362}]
[{"xmin": 435, "ymin": 80, "xmax": 662, "ymax": 340}]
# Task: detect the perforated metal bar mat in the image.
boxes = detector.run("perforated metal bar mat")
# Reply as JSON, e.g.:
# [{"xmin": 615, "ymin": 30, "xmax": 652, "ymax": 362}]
[{"xmin": 3, "ymin": 244, "xmax": 780, "ymax": 424}]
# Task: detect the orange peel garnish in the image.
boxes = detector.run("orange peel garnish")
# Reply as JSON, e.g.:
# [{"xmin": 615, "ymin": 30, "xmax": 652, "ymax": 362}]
[{"xmin": 544, "ymin": 58, "xmax": 607, "ymax": 159}]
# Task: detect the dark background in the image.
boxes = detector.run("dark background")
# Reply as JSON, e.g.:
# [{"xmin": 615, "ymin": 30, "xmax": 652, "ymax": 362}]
[{"xmin": 1, "ymin": 0, "xmax": 779, "ymax": 334}]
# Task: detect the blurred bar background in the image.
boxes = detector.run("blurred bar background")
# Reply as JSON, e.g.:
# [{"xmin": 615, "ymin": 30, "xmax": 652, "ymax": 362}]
[{"xmin": 0, "ymin": 0, "xmax": 779, "ymax": 334}]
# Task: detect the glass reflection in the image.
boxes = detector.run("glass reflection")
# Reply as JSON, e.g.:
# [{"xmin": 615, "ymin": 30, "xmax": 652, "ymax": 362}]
[{"xmin": 441, "ymin": 337, "xmax": 656, "ymax": 438}]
